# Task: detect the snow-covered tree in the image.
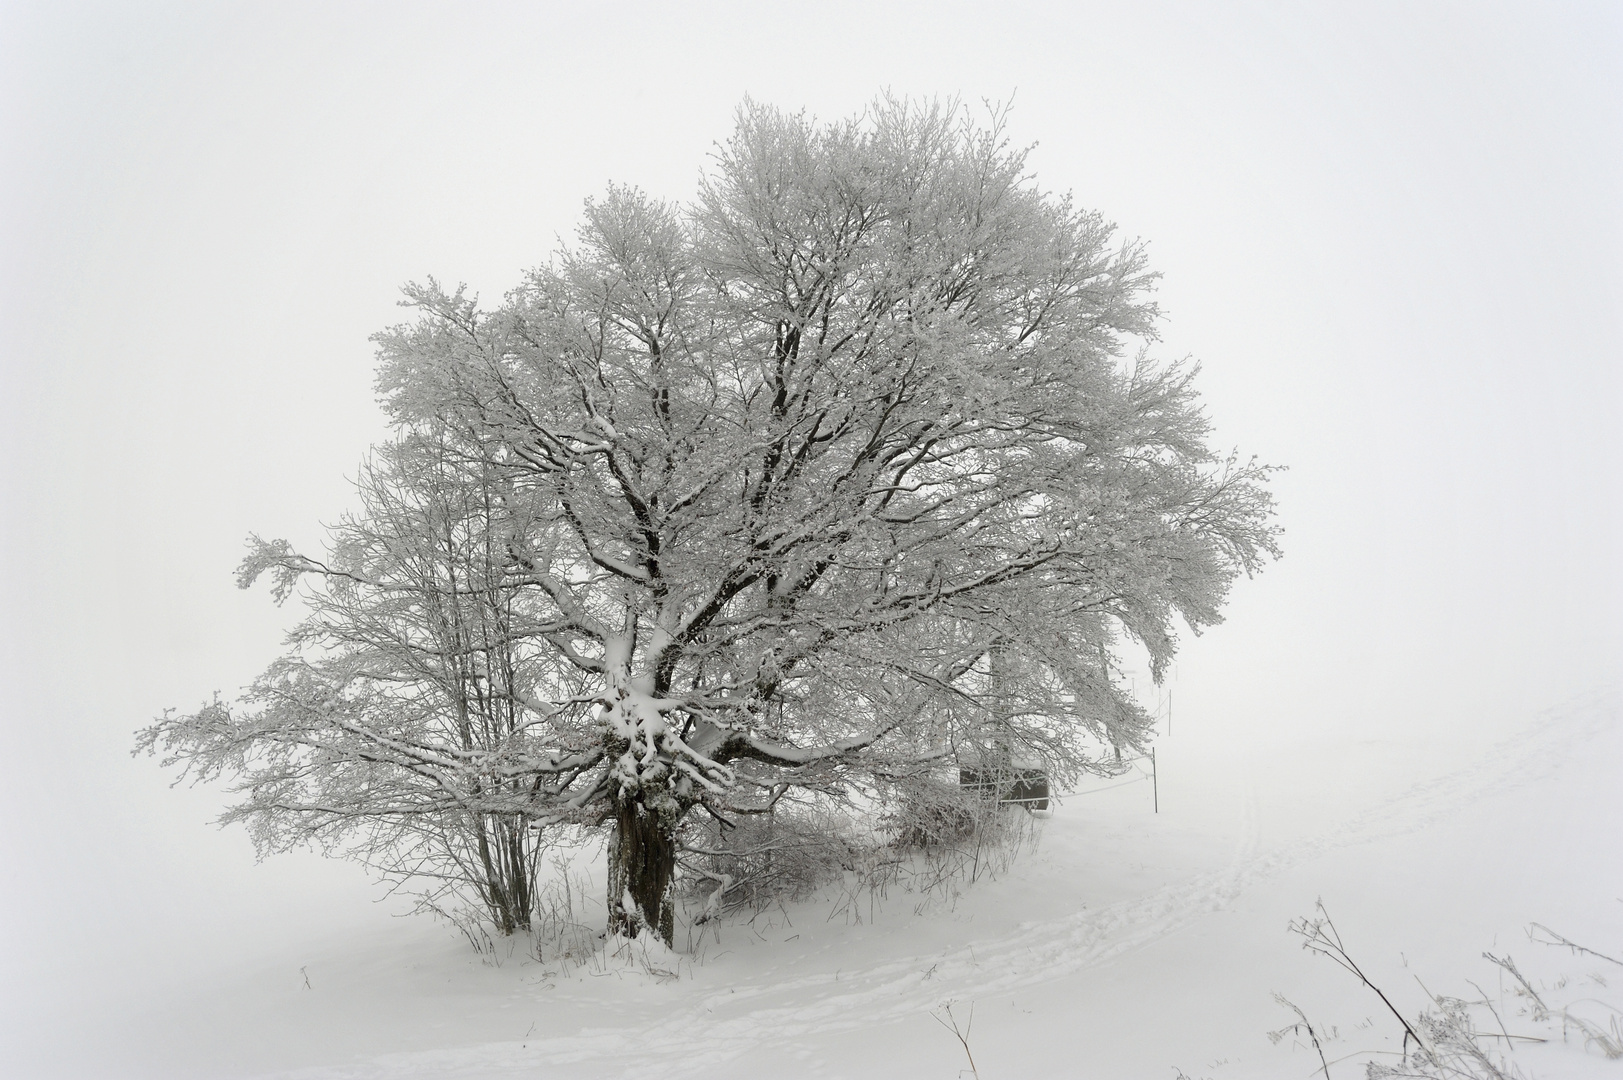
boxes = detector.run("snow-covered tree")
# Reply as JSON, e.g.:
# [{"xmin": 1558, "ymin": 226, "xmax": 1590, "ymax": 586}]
[
  {"xmin": 140, "ymin": 432, "xmax": 564, "ymax": 932},
  {"xmin": 141, "ymin": 97, "xmax": 1279, "ymax": 946}
]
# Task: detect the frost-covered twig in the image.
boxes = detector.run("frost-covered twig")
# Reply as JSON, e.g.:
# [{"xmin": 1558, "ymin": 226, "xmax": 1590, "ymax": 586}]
[
  {"xmin": 932, "ymin": 1000, "xmax": 979, "ymax": 1079},
  {"xmin": 1526, "ymin": 923, "xmax": 1623, "ymax": 968},
  {"xmin": 1482, "ymin": 953, "xmax": 1548, "ymax": 1022},
  {"xmin": 1268, "ymin": 993, "xmax": 1332, "ymax": 1079},
  {"xmin": 1289, "ymin": 901, "xmax": 1427, "ymax": 1058}
]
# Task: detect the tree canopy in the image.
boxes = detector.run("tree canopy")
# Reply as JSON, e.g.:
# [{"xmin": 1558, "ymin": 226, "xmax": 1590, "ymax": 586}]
[{"xmin": 140, "ymin": 97, "xmax": 1280, "ymax": 944}]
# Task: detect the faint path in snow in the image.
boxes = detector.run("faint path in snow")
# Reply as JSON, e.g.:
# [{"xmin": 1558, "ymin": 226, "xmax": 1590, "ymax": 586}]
[{"xmin": 265, "ymin": 690, "xmax": 1618, "ymax": 1080}]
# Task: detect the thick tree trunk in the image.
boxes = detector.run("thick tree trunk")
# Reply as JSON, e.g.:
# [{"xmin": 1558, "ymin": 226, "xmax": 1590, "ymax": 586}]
[{"xmin": 605, "ymin": 795, "xmax": 677, "ymax": 945}]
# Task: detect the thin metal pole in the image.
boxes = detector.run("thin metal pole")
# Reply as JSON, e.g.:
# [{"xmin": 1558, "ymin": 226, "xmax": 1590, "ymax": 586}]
[{"xmin": 1151, "ymin": 747, "xmax": 1158, "ymax": 813}]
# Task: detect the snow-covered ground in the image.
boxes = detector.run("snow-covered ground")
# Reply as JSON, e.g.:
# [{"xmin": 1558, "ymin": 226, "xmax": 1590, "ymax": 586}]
[
  {"xmin": 3, "ymin": 7, "xmax": 1619, "ymax": 1079},
  {"xmin": 7, "ymin": 688, "xmax": 1617, "ymax": 1080}
]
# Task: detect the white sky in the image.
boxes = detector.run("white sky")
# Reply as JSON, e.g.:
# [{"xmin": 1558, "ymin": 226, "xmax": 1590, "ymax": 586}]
[{"xmin": 1, "ymin": 0, "xmax": 1619, "ymax": 1011}]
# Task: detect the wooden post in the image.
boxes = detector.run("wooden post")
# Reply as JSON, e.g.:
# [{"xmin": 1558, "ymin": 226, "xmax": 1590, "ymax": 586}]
[{"xmin": 1151, "ymin": 747, "xmax": 1158, "ymax": 814}]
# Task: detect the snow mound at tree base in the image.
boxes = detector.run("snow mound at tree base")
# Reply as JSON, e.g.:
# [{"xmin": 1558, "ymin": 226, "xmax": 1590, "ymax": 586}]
[{"xmin": 598, "ymin": 930, "xmax": 685, "ymax": 982}]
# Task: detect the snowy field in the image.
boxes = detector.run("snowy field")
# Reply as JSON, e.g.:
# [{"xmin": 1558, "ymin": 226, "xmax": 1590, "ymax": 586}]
[
  {"xmin": 3, "ymin": 5, "xmax": 1619, "ymax": 1080},
  {"xmin": 7, "ymin": 687, "xmax": 1618, "ymax": 1080}
]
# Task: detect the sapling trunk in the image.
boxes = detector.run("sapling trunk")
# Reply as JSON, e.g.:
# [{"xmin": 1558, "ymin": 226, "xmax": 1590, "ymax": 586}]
[{"xmin": 478, "ymin": 814, "xmax": 535, "ymax": 934}]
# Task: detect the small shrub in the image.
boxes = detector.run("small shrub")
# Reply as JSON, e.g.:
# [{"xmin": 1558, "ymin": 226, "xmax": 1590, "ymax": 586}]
[
  {"xmin": 1279, "ymin": 905, "xmax": 1621, "ymax": 1079},
  {"xmin": 680, "ymin": 806, "xmax": 865, "ymax": 919}
]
